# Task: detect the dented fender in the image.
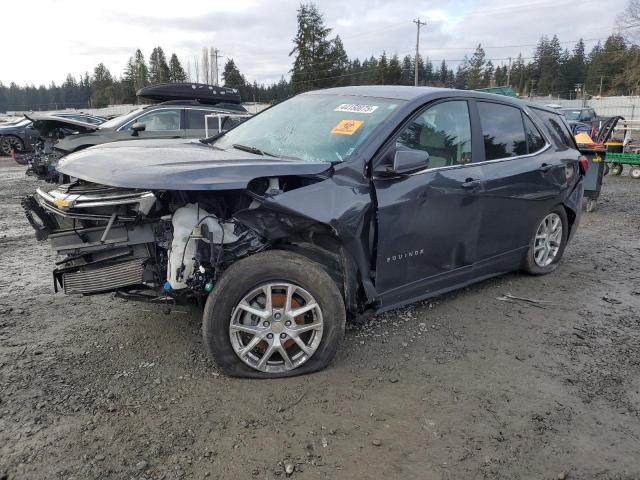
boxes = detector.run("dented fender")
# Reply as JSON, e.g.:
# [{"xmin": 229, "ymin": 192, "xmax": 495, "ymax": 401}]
[{"xmin": 234, "ymin": 166, "xmax": 376, "ymax": 305}]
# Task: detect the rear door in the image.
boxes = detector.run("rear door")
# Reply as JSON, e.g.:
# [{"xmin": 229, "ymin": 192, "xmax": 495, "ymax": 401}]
[
  {"xmin": 473, "ymin": 101, "xmax": 565, "ymax": 273},
  {"xmin": 185, "ymin": 108, "xmax": 211, "ymax": 138},
  {"xmin": 373, "ymin": 99, "xmax": 484, "ymax": 308}
]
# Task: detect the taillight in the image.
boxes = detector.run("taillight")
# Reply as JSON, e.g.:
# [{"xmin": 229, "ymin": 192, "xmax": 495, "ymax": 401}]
[{"xmin": 578, "ymin": 155, "xmax": 589, "ymax": 175}]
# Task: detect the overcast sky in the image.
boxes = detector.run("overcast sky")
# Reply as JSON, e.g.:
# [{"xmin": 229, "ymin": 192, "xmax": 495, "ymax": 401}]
[{"xmin": 0, "ymin": 0, "xmax": 627, "ymax": 87}]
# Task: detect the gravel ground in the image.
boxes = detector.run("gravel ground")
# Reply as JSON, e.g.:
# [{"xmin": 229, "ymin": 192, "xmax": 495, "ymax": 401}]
[{"xmin": 1, "ymin": 159, "xmax": 639, "ymax": 480}]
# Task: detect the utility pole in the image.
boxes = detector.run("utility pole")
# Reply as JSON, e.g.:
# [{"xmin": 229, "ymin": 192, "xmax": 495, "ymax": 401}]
[
  {"xmin": 598, "ymin": 75, "xmax": 603, "ymax": 97},
  {"xmin": 506, "ymin": 56, "xmax": 512, "ymax": 86},
  {"xmin": 413, "ymin": 18, "xmax": 426, "ymax": 86}
]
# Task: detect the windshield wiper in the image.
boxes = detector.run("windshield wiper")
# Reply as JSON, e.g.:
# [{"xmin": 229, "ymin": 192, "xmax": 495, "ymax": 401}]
[{"xmin": 232, "ymin": 143, "xmax": 277, "ymax": 157}]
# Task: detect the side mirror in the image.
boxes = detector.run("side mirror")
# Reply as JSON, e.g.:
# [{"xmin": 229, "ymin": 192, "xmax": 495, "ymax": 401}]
[
  {"xmin": 131, "ymin": 122, "xmax": 146, "ymax": 135},
  {"xmin": 390, "ymin": 150, "xmax": 430, "ymax": 175}
]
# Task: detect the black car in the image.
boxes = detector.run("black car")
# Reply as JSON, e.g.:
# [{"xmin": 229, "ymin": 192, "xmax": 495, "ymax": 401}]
[
  {"xmin": 0, "ymin": 113, "xmax": 106, "ymax": 156},
  {"xmin": 0, "ymin": 117, "xmax": 40, "ymax": 155},
  {"xmin": 24, "ymin": 86, "xmax": 585, "ymax": 378},
  {"xmin": 52, "ymin": 99, "xmax": 249, "ymax": 156}
]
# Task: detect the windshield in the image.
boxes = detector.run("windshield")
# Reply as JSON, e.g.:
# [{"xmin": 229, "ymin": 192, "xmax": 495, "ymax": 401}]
[
  {"xmin": 561, "ymin": 110, "xmax": 581, "ymax": 121},
  {"xmin": 214, "ymin": 94, "xmax": 403, "ymax": 163},
  {"xmin": 98, "ymin": 108, "xmax": 145, "ymax": 130}
]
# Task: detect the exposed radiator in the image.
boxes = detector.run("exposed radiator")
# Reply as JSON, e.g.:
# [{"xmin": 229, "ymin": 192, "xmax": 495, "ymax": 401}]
[{"xmin": 63, "ymin": 258, "xmax": 146, "ymax": 294}]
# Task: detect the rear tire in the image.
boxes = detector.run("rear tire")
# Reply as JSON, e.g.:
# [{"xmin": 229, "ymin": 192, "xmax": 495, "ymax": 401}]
[
  {"xmin": 202, "ymin": 250, "xmax": 346, "ymax": 378},
  {"xmin": 523, "ymin": 206, "xmax": 568, "ymax": 275},
  {"xmin": 611, "ymin": 163, "xmax": 623, "ymax": 176},
  {"xmin": 630, "ymin": 166, "xmax": 640, "ymax": 179}
]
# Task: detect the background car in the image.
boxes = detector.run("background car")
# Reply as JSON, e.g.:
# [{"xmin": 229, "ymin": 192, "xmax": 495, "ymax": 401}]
[
  {"xmin": 0, "ymin": 112, "xmax": 107, "ymax": 156},
  {"xmin": 52, "ymin": 100, "xmax": 249, "ymax": 155},
  {"xmin": 0, "ymin": 117, "xmax": 40, "ymax": 155},
  {"xmin": 560, "ymin": 107, "xmax": 602, "ymax": 136}
]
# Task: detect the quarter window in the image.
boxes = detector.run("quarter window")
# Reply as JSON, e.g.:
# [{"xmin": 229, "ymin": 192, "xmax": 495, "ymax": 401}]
[
  {"xmin": 126, "ymin": 109, "xmax": 181, "ymax": 131},
  {"xmin": 523, "ymin": 115, "xmax": 546, "ymax": 153},
  {"xmin": 395, "ymin": 100, "xmax": 472, "ymax": 168},
  {"xmin": 477, "ymin": 102, "xmax": 527, "ymax": 160},
  {"xmin": 531, "ymin": 108, "xmax": 576, "ymax": 150}
]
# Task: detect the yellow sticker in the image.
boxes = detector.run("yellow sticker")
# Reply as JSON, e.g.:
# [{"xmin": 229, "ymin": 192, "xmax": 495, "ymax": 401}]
[{"xmin": 331, "ymin": 119, "xmax": 364, "ymax": 135}]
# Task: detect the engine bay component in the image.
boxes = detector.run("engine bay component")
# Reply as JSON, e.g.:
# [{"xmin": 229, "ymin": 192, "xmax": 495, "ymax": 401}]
[{"xmin": 167, "ymin": 203, "xmax": 239, "ymax": 289}]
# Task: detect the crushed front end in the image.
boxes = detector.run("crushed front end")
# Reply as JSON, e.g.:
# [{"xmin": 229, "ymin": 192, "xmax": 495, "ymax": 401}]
[{"xmin": 23, "ymin": 180, "xmax": 265, "ymax": 300}]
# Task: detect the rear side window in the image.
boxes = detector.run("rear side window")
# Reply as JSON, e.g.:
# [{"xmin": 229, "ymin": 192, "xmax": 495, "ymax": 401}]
[
  {"xmin": 186, "ymin": 109, "xmax": 208, "ymax": 130},
  {"xmin": 523, "ymin": 115, "xmax": 546, "ymax": 153},
  {"xmin": 477, "ymin": 102, "xmax": 527, "ymax": 160},
  {"xmin": 531, "ymin": 108, "xmax": 576, "ymax": 150}
]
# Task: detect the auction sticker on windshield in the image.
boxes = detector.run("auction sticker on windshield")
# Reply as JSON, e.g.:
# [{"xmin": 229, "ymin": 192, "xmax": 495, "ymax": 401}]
[
  {"xmin": 334, "ymin": 104, "xmax": 379, "ymax": 114},
  {"xmin": 331, "ymin": 119, "xmax": 364, "ymax": 135}
]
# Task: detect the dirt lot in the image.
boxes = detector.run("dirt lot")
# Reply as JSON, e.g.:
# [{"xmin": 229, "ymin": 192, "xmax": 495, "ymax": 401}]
[{"xmin": 1, "ymin": 159, "xmax": 639, "ymax": 480}]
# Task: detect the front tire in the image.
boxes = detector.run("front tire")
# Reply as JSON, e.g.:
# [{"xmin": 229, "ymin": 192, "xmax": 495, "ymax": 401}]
[
  {"xmin": 0, "ymin": 135, "xmax": 24, "ymax": 156},
  {"xmin": 202, "ymin": 250, "xmax": 346, "ymax": 378},
  {"xmin": 523, "ymin": 206, "xmax": 568, "ymax": 275},
  {"xmin": 630, "ymin": 166, "xmax": 640, "ymax": 179}
]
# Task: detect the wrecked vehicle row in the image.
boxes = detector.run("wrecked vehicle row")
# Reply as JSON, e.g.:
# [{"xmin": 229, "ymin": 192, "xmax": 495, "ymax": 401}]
[
  {"xmin": 11, "ymin": 83, "xmax": 248, "ymax": 182},
  {"xmin": 24, "ymin": 86, "xmax": 585, "ymax": 378}
]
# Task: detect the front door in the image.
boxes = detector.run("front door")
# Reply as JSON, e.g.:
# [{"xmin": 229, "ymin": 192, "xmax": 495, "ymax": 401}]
[
  {"xmin": 373, "ymin": 99, "xmax": 483, "ymax": 309},
  {"xmin": 118, "ymin": 108, "xmax": 185, "ymax": 140}
]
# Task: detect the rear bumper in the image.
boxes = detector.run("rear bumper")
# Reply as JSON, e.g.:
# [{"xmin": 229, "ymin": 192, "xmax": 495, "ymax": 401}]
[{"xmin": 566, "ymin": 178, "xmax": 584, "ymax": 243}]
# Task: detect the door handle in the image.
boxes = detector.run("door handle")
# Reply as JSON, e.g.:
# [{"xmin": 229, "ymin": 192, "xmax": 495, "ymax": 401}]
[
  {"xmin": 461, "ymin": 178, "xmax": 481, "ymax": 190},
  {"xmin": 540, "ymin": 163, "xmax": 553, "ymax": 172}
]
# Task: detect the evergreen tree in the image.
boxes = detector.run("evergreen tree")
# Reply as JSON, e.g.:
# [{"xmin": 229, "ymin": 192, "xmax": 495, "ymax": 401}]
[
  {"xmin": 376, "ymin": 52, "xmax": 388, "ymax": 84},
  {"xmin": 387, "ymin": 54, "xmax": 403, "ymax": 85},
  {"xmin": 90, "ymin": 63, "xmax": 114, "ymax": 108},
  {"xmin": 149, "ymin": 47, "xmax": 170, "ymax": 84},
  {"xmin": 125, "ymin": 49, "xmax": 149, "ymax": 93},
  {"xmin": 289, "ymin": 3, "xmax": 333, "ymax": 93},
  {"xmin": 328, "ymin": 35, "xmax": 350, "ymax": 86},
  {"xmin": 483, "ymin": 60, "xmax": 494, "ymax": 87},
  {"xmin": 455, "ymin": 56, "xmax": 470, "ymax": 89},
  {"xmin": 62, "ymin": 74, "xmax": 79, "ymax": 108},
  {"xmin": 168, "ymin": 54, "xmax": 187, "ymax": 82},
  {"xmin": 400, "ymin": 55, "xmax": 413, "ymax": 85},
  {"xmin": 222, "ymin": 58, "xmax": 247, "ymax": 95},
  {"xmin": 467, "ymin": 45, "xmax": 486, "ymax": 89}
]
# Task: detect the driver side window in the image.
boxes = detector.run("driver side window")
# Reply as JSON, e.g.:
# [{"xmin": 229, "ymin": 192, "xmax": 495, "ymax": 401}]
[
  {"xmin": 127, "ymin": 109, "xmax": 182, "ymax": 131},
  {"xmin": 396, "ymin": 100, "xmax": 472, "ymax": 168}
]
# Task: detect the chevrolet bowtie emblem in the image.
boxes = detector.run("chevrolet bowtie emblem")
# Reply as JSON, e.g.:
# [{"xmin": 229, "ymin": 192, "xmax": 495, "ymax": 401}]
[{"xmin": 53, "ymin": 198, "xmax": 71, "ymax": 209}]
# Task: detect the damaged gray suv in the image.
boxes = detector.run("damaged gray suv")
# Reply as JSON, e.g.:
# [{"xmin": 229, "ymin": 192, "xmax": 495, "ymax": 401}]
[{"xmin": 23, "ymin": 86, "xmax": 586, "ymax": 378}]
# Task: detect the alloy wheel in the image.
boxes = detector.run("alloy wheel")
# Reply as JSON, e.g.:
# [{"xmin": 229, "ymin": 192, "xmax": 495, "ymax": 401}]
[
  {"xmin": 1, "ymin": 136, "xmax": 24, "ymax": 155},
  {"xmin": 229, "ymin": 282, "xmax": 324, "ymax": 374},
  {"xmin": 533, "ymin": 213, "xmax": 563, "ymax": 267}
]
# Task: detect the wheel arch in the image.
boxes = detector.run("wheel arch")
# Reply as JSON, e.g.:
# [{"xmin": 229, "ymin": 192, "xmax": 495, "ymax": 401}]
[{"xmin": 267, "ymin": 226, "xmax": 363, "ymax": 316}]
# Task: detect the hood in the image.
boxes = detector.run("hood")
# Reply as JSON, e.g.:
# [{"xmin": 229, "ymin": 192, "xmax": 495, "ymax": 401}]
[
  {"xmin": 54, "ymin": 131, "xmax": 109, "ymax": 153},
  {"xmin": 56, "ymin": 139, "xmax": 332, "ymax": 190},
  {"xmin": 26, "ymin": 113, "xmax": 98, "ymax": 137}
]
